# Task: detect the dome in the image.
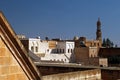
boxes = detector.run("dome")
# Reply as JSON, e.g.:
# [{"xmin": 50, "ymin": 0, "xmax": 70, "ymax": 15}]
[{"xmin": 73, "ymin": 36, "xmax": 79, "ymax": 40}]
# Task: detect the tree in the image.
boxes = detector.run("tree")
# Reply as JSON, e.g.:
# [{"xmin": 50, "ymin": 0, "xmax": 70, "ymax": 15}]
[
  {"xmin": 102, "ymin": 38, "xmax": 106, "ymax": 47},
  {"xmin": 45, "ymin": 36, "xmax": 49, "ymax": 40},
  {"xmin": 102, "ymin": 38, "xmax": 114, "ymax": 48},
  {"xmin": 115, "ymin": 44, "xmax": 118, "ymax": 48}
]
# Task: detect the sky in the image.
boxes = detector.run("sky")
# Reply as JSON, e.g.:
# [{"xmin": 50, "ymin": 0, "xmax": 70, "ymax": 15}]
[{"xmin": 0, "ymin": 0, "xmax": 120, "ymax": 46}]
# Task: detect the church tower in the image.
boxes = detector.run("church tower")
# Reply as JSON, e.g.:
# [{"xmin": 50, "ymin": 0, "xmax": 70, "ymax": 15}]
[{"xmin": 96, "ymin": 18, "xmax": 102, "ymax": 43}]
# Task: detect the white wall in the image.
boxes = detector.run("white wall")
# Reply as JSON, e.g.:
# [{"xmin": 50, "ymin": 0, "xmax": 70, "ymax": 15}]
[
  {"xmin": 56, "ymin": 41, "xmax": 74, "ymax": 54},
  {"xmin": 42, "ymin": 41, "xmax": 75, "ymax": 63},
  {"xmin": 39, "ymin": 41, "xmax": 49, "ymax": 54},
  {"xmin": 28, "ymin": 38, "xmax": 49, "ymax": 54},
  {"xmin": 41, "ymin": 54, "xmax": 70, "ymax": 63},
  {"xmin": 66, "ymin": 42, "xmax": 74, "ymax": 53},
  {"xmin": 28, "ymin": 39, "xmax": 75, "ymax": 63}
]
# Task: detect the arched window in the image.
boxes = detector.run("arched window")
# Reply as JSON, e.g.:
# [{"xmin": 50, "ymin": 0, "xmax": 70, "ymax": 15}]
[
  {"xmin": 35, "ymin": 46, "xmax": 38, "ymax": 52},
  {"xmin": 91, "ymin": 54, "xmax": 94, "ymax": 57},
  {"xmin": 68, "ymin": 49, "xmax": 71, "ymax": 53},
  {"xmin": 98, "ymin": 43, "xmax": 99, "ymax": 47}
]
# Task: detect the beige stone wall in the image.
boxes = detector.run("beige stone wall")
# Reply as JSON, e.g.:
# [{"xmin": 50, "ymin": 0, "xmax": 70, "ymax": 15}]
[
  {"xmin": 85, "ymin": 40, "xmax": 102, "ymax": 47},
  {"xmin": 89, "ymin": 47, "xmax": 98, "ymax": 57},
  {"xmin": 0, "ymin": 37, "xmax": 28, "ymax": 80},
  {"xmin": 75, "ymin": 47, "xmax": 108, "ymax": 66},
  {"xmin": 74, "ymin": 47, "xmax": 89, "ymax": 63},
  {"xmin": 43, "ymin": 69, "xmax": 101, "ymax": 80},
  {"xmin": 99, "ymin": 58, "xmax": 108, "ymax": 67},
  {"xmin": 75, "ymin": 38, "xmax": 102, "ymax": 48},
  {"xmin": 89, "ymin": 58, "xmax": 99, "ymax": 66}
]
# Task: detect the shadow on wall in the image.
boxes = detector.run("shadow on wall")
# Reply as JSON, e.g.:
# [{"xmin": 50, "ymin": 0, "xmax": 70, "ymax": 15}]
[{"xmin": 29, "ymin": 50, "xmax": 41, "ymax": 62}]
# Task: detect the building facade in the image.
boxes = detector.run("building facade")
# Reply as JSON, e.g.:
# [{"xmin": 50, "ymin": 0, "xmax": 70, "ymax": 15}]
[
  {"xmin": 0, "ymin": 12, "xmax": 41, "ymax": 80},
  {"xmin": 75, "ymin": 47, "xmax": 108, "ymax": 66},
  {"xmin": 41, "ymin": 40, "xmax": 75, "ymax": 63},
  {"xmin": 20, "ymin": 37, "xmax": 75, "ymax": 63}
]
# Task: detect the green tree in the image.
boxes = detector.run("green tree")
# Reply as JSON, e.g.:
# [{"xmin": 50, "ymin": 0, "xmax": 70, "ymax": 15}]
[
  {"xmin": 115, "ymin": 44, "xmax": 118, "ymax": 48},
  {"xmin": 102, "ymin": 38, "xmax": 114, "ymax": 48},
  {"xmin": 102, "ymin": 38, "xmax": 106, "ymax": 47}
]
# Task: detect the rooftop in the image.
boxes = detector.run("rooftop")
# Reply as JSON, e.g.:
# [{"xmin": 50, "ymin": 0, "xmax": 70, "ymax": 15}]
[{"xmin": 35, "ymin": 62, "xmax": 120, "ymax": 71}]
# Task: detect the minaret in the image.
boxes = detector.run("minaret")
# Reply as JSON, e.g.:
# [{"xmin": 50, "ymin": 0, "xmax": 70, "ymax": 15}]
[{"xmin": 96, "ymin": 18, "xmax": 102, "ymax": 43}]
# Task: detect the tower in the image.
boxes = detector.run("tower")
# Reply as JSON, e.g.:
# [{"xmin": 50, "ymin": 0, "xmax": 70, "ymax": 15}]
[{"xmin": 96, "ymin": 18, "xmax": 102, "ymax": 43}]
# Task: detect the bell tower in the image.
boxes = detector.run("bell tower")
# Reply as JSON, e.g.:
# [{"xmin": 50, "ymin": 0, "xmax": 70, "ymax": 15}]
[{"xmin": 96, "ymin": 18, "xmax": 102, "ymax": 43}]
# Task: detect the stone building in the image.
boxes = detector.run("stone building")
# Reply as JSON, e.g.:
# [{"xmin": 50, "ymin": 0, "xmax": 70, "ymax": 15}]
[
  {"xmin": 74, "ymin": 18, "xmax": 108, "ymax": 66},
  {"xmin": 0, "ymin": 11, "xmax": 103, "ymax": 80},
  {"xmin": 0, "ymin": 12, "xmax": 41, "ymax": 80},
  {"xmin": 99, "ymin": 48, "xmax": 120, "ymax": 67},
  {"xmin": 74, "ymin": 18, "xmax": 102, "ymax": 48},
  {"xmin": 75, "ymin": 47, "xmax": 108, "ymax": 66},
  {"xmin": 75, "ymin": 36, "xmax": 102, "ymax": 48},
  {"xmin": 20, "ymin": 38, "xmax": 49, "ymax": 54}
]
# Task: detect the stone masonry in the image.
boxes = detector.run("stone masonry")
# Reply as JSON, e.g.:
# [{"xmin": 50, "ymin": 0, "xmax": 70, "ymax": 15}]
[{"xmin": 0, "ymin": 37, "xmax": 28, "ymax": 80}]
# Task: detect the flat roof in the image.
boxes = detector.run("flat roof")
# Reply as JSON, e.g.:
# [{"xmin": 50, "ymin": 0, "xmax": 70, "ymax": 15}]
[{"xmin": 35, "ymin": 62, "xmax": 120, "ymax": 71}]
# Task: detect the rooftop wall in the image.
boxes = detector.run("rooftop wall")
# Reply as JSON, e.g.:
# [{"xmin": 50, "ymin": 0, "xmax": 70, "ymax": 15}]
[
  {"xmin": 99, "ymin": 48, "xmax": 120, "ymax": 57},
  {"xmin": 43, "ymin": 69, "xmax": 101, "ymax": 80}
]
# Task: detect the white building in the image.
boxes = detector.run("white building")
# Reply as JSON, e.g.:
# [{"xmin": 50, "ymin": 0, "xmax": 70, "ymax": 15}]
[
  {"xmin": 41, "ymin": 41, "xmax": 75, "ymax": 63},
  {"xmin": 56, "ymin": 41, "xmax": 74, "ymax": 54},
  {"xmin": 28, "ymin": 38, "xmax": 49, "ymax": 54},
  {"xmin": 19, "ymin": 36, "xmax": 75, "ymax": 63}
]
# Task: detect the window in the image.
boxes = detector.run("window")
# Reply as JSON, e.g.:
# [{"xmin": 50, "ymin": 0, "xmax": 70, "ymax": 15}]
[
  {"xmin": 65, "ymin": 59, "xmax": 66, "ymax": 61},
  {"xmin": 71, "ymin": 49, "xmax": 73, "ymax": 53},
  {"xmin": 60, "ymin": 49, "xmax": 61, "ymax": 53},
  {"xmin": 91, "ymin": 43, "xmax": 92, "ymax": 47},
  {"xmin": 68, "ymin": 49, "xmax": 69, "ymax": 53},
  {"xmin": 57, "ymin": 49, "xmax": 59, "ymax": 53},
  {"xmin": 31, "ymin": 46, "xmax": 34, "ymax": 52},
  {"xmin": 35, "ymin": 47, "xmax": 38, "ymax": 52},
  {"xmin": 63, "ymin": 49, "xmax": 64, "ymax": 53},
  {"xmin": 98, "ymin": 43, "xmax": 99, "ymax": 47},
  {"xmin": 94, "ymin": 43, "xmax": 96, "ymax": 46},
  {"xmin": 90, "ymin": 54, "xmax": 94, "ymax": 57},
  {"xmin": 47, "ymin": 49, "xmax": 49, "ymax": 52},
  {"xmin": 68, "ymin": 49, "xmax": 70, "ymax": 53}
]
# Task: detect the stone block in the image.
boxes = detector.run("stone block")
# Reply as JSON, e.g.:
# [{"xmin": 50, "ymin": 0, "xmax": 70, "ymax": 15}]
[
  {"xmin": 0, "ymin": 66, "xmax": 9, "ymax": 75},
  {"xmin": 9, "ymin": 56, "xmax": 18, "ymax": 65},
  {"xmin": 16, "ymin": 73, "xmax": 28, "ymax": 80},
  {"xmin": 7, "ymin": 74, "xmax": 16, "ymax": 80},
  {"xmin": 0, "ymin": 48, "xmax": 6, "ymax": 56},
  {"xmin": 0, "ymin": 75, "xmax": 7, "ymax": 80},
  {"xmin": 0, "ymin": 39, "xmax": 6, "ymax": 48},
  {"xmin": 9, "ymin": 65, "xmax": 18, "ymax": 74},
  {"xmin": 17, "ymin": 66, "xmax": 24, "ymax": 73},
  {"xmin": 0, "ymin": 57, "xmax": 10, "ymax": 65}
]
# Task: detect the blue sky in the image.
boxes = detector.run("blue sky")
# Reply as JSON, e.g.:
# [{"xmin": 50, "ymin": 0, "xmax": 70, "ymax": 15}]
[{"xmin": 0, "ymin": 0, "xmax": 120, "ymax": 45}]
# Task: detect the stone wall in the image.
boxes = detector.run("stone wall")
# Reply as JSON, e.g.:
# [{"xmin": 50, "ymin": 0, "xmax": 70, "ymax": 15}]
[
  {"xmin": 99, "ymin": 58, "xmax": 108, "ymax": 67},
  {"xmin": 99, "ymin": 48, "xmax": 120, "ymax": 57},
  {"xmin": 75, "ymin": 47, "xmax": 108, "ymax": 66},
  {"xmin": 101, "ymin": 69, "xmax": 120, "ymax": 80},
  {"xmin": 0, "ymin": 37, "xmax": 28, "ymax": 80},
  {"xmin": 75, "ymin": 47, "xmax": 89, "ymax": 63},
  {"xmin": 43, "ymin": 69, "xmax": 101, "ymax": 80},
  {"xmin": 89, "ymin": 47, "xmax": 98, "ymax": 57}
]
